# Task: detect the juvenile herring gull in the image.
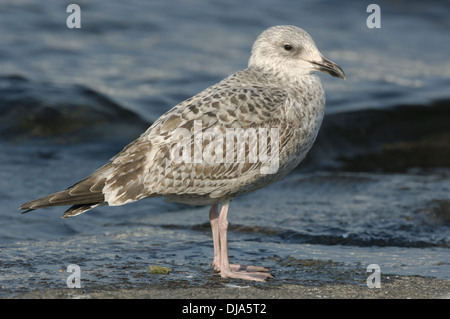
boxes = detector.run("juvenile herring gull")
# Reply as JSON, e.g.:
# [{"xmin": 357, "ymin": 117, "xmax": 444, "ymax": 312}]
[{"xmin": 20, "ymin": 25, "xmax": 345, "ymax": 281}]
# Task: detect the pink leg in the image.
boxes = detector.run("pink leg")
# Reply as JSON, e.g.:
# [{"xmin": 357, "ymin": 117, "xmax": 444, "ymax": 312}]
[
  {"xmin": 209, "ymin": 204, "xmax": 220, "ymax": 271},
  {"xmin": 210, "ymin": 201, "xmax": 273, "ymax": 282}
]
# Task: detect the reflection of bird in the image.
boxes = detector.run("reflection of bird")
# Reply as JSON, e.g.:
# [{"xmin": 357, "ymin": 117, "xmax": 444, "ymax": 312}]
[{"xmin": 20, "ymin": 25, "xmax": 345, "ymax": 281}]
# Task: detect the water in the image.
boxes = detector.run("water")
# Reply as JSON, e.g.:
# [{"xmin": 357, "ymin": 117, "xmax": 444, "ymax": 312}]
[{"xmin": 0, "ymin": 0, "xmax": 449, "ymax": 296}]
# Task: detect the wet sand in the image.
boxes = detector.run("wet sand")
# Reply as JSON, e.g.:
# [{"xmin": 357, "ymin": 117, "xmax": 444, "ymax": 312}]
[{"xmin": 10, "ymin": 275, "xmax": 450, "ymax": 299}]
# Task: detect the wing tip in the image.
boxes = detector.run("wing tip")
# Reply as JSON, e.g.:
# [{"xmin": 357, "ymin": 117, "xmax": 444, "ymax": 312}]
[{"xmin": 20, "ymin": 208, "xmax": 35, "ymax": 214}]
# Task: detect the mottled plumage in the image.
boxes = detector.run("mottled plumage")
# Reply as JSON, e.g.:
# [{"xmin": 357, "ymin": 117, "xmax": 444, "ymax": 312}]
[{"xmin": 20, "ymin": 25, "xmax": 345, "ymax": 281}]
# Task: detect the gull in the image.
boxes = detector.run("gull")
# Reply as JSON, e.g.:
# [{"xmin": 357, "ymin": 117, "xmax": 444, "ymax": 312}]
[{"xmin": 20, "ymin": 25, "xmax": 345, "ymax": 281}]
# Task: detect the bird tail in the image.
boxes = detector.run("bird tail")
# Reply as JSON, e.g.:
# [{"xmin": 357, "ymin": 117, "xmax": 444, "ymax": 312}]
[{"xmin": 19, "ymin": 174, "xmax": 107, "ymax": 218}]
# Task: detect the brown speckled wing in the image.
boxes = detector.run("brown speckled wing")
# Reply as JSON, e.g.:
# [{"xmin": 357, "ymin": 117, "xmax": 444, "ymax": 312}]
[{"xmin": 102, "ymin": 80, "xmax": 289, "ymax": 206}]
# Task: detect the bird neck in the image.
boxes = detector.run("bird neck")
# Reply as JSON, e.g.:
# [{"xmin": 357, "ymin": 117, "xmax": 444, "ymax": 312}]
[{"xmin": 248, "ymin": 65, "xmax": 320, "ymax": 90}]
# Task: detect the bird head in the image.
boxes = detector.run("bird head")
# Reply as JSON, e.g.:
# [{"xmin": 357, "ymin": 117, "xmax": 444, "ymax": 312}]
[{"xmin": 249, "ymin": 25, "xmax": 346, "ymax": 80}]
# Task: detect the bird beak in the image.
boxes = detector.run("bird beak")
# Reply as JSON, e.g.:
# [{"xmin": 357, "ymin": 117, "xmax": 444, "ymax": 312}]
[{"xmin": 310, "ymin": 56, "xmax": 346, "ymax": 80}]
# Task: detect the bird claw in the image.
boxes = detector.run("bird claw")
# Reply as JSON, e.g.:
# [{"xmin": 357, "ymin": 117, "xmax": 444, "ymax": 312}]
[{"xmin": 213, "ymin": 262, "xmax": 273, "ymax": 282}]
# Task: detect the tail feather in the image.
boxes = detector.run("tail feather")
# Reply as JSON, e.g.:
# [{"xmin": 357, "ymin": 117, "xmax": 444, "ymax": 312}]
[
  {"xmin": 62, "ymin": 203, "xmax": 105, "ymax": 218},
  {"xmin": 19, "ymin": 175, "xmax": 106, "ymax": 217}
]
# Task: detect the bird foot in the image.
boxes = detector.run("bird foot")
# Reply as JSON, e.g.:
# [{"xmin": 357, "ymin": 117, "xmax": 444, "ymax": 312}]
[{"xmin": 213, "ymin": 262, "xmax": 273, "ymax": 282}]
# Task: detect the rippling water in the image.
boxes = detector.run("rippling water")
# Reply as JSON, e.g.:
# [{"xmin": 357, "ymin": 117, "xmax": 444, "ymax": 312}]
[{"xmin": 0, "ymin": 0, "xmax": 449, "ymax": 296}]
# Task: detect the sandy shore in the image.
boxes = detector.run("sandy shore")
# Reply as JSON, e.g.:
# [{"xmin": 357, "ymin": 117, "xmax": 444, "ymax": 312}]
[{"xmin": 11, "ymin": 275, "xmax": 450, "ymax": 299}]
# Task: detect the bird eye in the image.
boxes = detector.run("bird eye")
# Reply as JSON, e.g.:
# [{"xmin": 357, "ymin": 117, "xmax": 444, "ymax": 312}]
[{"xmin": 284, "ymin": 44, "xmax": 292, "ymax": 51}]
